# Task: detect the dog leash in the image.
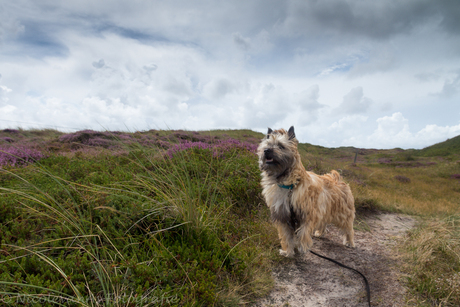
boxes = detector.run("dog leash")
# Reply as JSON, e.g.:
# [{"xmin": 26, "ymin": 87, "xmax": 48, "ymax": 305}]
[{"xmin": 309, "ymin": 249, "xmax": 371, "ymax": 307}]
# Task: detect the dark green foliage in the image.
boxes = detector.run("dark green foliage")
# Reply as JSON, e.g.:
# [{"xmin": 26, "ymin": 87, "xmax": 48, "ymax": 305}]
[{"xmin": 0, "ymin": 143, "xmax": 270, "ymax": 306}]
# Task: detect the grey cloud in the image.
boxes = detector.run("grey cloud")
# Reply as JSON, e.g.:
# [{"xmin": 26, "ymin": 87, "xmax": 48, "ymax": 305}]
[
  {"xmin": 143, "ymin": 63, "xmax": 158, "ymax": 73},
  {"xmin": 415, "ymin": 72, "xmax": 441, "ymax": 82},
  {"xmin": 437, "ymin": 0, "xmax": 460, "ymax": 34},
  {"xmin": 162, "ymin": 77, "xmax": 192, "ymax": 97},
  {"xmin": 348, "ymin": 46, "xmax": 397, "ymax": 77},
  {"xmin": 8, "ymin": 15, "xmax": 69, "ymax": 58},
  {"xmin": 204, "ymin": 78, "xmax": 235, "ymax": 100},
  {"xmin": 279, "ymin": 0, "xmax": 441, "ymax": 40},
  {"xmin": 92, "ymin": 59, "xmax": 105, "ymax": 69},
  {"xmin": 0, "ymin": 14, "xmax": 25, "ymax": 42},
  {"xmin": 293, "ymin": 85, "xmax": 325, "ymax": 124},
  {"xmin": 233, "ymin": 32, "xmax": 251, "ymax": 51},
  {"xmin": 380, "ymin": 102, "xmax": 392, "ymax": 112},
  {"xmin": 438, "ymin": 72, "xmax": 460, "ymax": 98},
  {"xmin": 242, "ymin": 83, "xmax": 291, "ymax": 128},
  {"xmin": 336, "ymin": 87, "xmax": 372, "ymax": 115},
  {"xmin": 298, "ymin": 85, "xmax": 320, "ymax": 109}
]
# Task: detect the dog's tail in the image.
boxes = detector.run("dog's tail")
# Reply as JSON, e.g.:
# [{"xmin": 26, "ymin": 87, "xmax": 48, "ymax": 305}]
[{"xmin": 329, "ymin": 170, "xmax": 342, "ymax": 182}]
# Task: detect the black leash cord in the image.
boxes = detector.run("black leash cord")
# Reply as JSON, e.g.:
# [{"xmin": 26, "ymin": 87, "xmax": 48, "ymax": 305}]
[{"xmin": 309, "ymin": 250, "xmax": 371, "ymax": 307}]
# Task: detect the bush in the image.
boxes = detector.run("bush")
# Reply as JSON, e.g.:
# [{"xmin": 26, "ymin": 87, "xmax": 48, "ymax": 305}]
[
  {"xmin": 0, "ymin": 143, "xmax": 272, "ymax": 306},
  {"xmin": 0, "ymin": 146, "xmax": 46, "ymax": 167}
]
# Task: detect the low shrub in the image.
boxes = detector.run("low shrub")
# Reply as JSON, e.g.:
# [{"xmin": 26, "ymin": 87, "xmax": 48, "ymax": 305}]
[
  {"xmin": 0, "ymin": 142, "xmax": 272, "ymax": 306},
  {"xmin": 0, "ymin": 146, "xmax": 46, "ymax": 167}
]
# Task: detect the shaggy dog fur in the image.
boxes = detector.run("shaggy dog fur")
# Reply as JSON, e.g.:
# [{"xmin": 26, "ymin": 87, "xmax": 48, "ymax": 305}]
[{"xmin": 258, "ymin": 126, "xmax": 355, "ymax": 257}]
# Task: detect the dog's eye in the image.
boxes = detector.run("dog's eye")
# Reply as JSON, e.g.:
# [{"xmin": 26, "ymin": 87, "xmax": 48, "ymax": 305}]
[{"xmin": 279, "ymin": 144, "xmax": 285, "ymax": 149}]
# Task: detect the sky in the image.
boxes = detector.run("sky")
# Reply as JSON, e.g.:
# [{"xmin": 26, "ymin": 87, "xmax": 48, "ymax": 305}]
[{"xmin": 1, "ymin": 0, "xmax": 460, "ymax": 149}]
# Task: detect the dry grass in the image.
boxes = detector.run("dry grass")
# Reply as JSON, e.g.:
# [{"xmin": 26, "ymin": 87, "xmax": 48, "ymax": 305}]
[
  {"xmin": 400, "ymin": 216, "xmax": 460, "ymax": 306},
  {"xmin": 344, "ymin": 163, "xmax": 460, "ymax": 215},
  {"xmin": 296, "ymin": 152, "xmax": 460, "ymax": 305}
]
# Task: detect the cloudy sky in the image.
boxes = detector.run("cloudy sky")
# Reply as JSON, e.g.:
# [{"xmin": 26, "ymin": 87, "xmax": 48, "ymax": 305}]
[{"xmin": 1, "ymin": 0, "xmax": 460, "ymax": 149}]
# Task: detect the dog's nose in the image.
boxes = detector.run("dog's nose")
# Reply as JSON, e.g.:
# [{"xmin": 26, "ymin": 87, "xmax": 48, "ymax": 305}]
[{"xmin": 264, "ymin": 148, "xmax": 272, "ymax": 154}]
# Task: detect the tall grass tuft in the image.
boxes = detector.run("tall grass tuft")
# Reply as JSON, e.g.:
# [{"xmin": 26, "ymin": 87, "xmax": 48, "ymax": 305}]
[
  {"xmin": 401, "ymin": 215, "xmax": 460, "ymax": 306},
  {"xmin": 0, "ymin": 133, "xmax": 274, "ymax": 306}
]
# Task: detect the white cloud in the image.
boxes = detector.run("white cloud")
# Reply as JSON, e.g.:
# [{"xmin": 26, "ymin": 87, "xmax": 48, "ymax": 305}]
[
  {"xmin": 0, "ymin": 85, "xmax": 12, "ymax": 105},
  {"xmin": 330, "ymin": 115, "xmax": 368, "ymax": 131},
  {"xmin": 0, "ymin": 104, "xmax": 16, "ymax": 114},
  {"xmin": 349, "ymin": 112, "xmax": 460, "ymax": 149},
  {"xmin": 415, "ymin": 123, "xmax": 460, "ymax": 145}
]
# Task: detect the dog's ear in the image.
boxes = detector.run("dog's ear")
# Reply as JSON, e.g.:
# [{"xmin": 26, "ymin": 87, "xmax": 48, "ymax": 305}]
[
  {"xmin": 267, "ymin": 128, "xmax": 273, "ymax": 139},
  {"xmin": 288, "ymin": 126, "xmax": 295, "ymax": 140}
]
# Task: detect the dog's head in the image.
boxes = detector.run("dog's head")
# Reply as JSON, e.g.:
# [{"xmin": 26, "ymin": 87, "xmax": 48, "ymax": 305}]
[{"xmin": 257, "ymin": 126, "xmax": 299, "ymax": 176}]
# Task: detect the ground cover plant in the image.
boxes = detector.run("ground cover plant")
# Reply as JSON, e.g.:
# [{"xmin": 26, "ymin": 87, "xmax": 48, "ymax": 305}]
[
  {"xmin": 0, "ymin": 128, "xmax": 460, "ymax": 306},
  {"xmin": 0, "ymin": 129, "xmax": 276, "ymax": 306}
]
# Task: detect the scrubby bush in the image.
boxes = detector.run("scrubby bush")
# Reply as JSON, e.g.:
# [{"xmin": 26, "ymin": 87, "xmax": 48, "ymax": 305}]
[
  {"xmin": 0, "ymin": 146, "xmax": 46, "ymax": 167},
  {"xmin": 0, "ymin": 138, "xmax": 271, "ymax": 306}
]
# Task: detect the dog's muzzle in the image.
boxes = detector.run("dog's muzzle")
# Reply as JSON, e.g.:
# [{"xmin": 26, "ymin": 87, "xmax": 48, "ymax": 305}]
[{"xmin": 264, "ymin": 148, "xmax": 275, "ymax": 164}]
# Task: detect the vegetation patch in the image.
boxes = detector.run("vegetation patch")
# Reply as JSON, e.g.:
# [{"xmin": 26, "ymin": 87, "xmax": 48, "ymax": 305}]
[
  {"xmin": 0, "ymin": 146, "xmax": 46, "ymax": 167},
  {"xmin": 401, "ymin": 216, "xmax": 460, "ymax": 306},
  {"xmin": 0, "ymin": 130, "xmax": 276, "ymax": 306},
  {"xmin": 0, "ymin": 128, "xmax": 460, "ymax": 305}
]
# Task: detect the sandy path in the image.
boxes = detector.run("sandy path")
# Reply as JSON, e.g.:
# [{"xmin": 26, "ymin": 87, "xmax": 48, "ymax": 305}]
[{"xmin": 254, "ymin": 213, "xmax": 416, "ymax": 307}]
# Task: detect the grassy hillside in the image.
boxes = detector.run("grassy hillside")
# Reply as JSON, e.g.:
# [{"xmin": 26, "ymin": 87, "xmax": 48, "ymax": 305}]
[
  {"xmin": 418, "ymin": 134, "xmax": 460, "ymax": 157},
  {"xmin": 1, "ymin": 128, "xmax": 460, "ymax": 306}
]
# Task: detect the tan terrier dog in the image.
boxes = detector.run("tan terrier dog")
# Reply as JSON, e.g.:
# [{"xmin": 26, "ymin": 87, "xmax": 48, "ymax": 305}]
[{"xmin": 258, "ymin": 126, "xmax": 355, "ymax": 257}]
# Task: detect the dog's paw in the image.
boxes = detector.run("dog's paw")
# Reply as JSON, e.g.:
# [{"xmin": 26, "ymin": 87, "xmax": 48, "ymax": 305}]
[
  {"xmin": 297, "ymin": 245, "xmax": 309, "ymax": 254},
  {"xmin": 314, "ymin": 230, "xmax": 322, "ymax": 237},
  {"xmin": 344, "ymin": 241, "xmax": 355, "ymax": 248},
  {"xmin": 279, "ymin": 249, "xmax": 295, "ymax": 258}
]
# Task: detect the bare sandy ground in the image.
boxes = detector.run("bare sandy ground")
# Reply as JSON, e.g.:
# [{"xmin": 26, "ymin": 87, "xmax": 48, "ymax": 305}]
[{"xmin": 254, "ymin": 213, "xmax": 416, "ymax": 307}]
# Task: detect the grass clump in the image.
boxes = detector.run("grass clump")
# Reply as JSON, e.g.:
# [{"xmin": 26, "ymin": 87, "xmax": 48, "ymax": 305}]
[
  {"xmin": 401, "ymin": 216, "xmax": 460, "ymax": 306},
  {"xmin": 0, "ymin": 133, "xmax": 275, "ymax": 306}
]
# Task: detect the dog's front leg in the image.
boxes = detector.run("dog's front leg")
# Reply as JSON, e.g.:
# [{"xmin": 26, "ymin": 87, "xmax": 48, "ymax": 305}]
[
  {"xmin": 296, "ymin": 224, "xmax": 314, "ymax": 253},
  {"xmin": 276, "ymin": 223, "xmax": 295, "ymax": 257}
]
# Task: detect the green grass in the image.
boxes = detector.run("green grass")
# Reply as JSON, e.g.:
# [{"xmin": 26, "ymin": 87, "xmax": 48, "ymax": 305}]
[
  {"xmin": 1, "ymin": 128, "xmax": 460, "ymax": 306},
  {"xmin": 418, "ymin": 135, "xmax": 460, "ymax": 157},
  {"xmin": 0, "ymin": 133, "xmax": 276, "ymax": 306}
]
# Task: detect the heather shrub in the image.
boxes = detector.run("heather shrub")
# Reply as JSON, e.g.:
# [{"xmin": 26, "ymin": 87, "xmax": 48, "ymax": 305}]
[
  {"xmin": 165, "ymin": 138, "xmax": 257, "ymax": 159},
  {"xmin": 0, "ymin": 140, "xmax": 272, "ymax": 306},
  {"xmin": 1, "ymin": 137, "xmax": 14, "ymax": 143},
  {"xmin": 0, "ymin": 146, "xmax": 46, "ymax": 167},
  {"xmin": 58, "ymin": 130, "xmax": 134, "ymax": 149}
]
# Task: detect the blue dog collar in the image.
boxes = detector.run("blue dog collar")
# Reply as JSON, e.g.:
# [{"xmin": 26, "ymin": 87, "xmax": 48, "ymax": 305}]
[{"xmin": 278, "ymin": 184, "xmax": 294, "ymax": 190}]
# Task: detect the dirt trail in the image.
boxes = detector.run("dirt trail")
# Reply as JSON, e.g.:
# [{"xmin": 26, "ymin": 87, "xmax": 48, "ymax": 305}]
[{"xmin": 254, "ymin": 213, "xmax": 416, "ymax": 307}]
